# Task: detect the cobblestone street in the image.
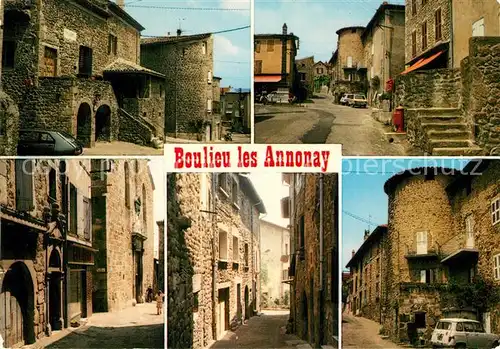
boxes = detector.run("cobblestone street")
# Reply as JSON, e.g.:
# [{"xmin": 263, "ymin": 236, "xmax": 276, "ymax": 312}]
[
  {"xmin": 342, "ymin": 313, "xmax": 403, "ymax": 349},
  {"xmin": 255, "ymin": 94, "xmax": 410, "ymax": 156},
  {"xmin": 211, "ymin": 310, "xmax": 313, "ymax": 349},
  {"xmin": 25, "ymin": 303, "xmax": 164, "ymax": 349}
]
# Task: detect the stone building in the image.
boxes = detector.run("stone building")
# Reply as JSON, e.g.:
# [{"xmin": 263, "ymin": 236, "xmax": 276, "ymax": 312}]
[
  {"xmin": 141, "ymin": 33, "xmax": 220, "ymax": 142},
  {"xmin": 403, "ymin": 0, "xmax": 452, "ymax": 70},
  {"xmin": 167, "ymin": 173, "xmax": 265, "ymax": 349},
  {"xmin": 330, "ymin": 27, "xmax": 367, "ymax": 102},
  {"xmin": 221, "ymin": 90, "xmax": 251, "ymax": 134},
  {"xmin": 361, "ymin": 3, "xmax": 405, "ymax": 105},
  {"xmin": 90, "ymin": 159, "xmax": 155, "ymax": 313},
  {"xmin": 282, "ymin": 173, "xmax": 339, "ymax": 348},
  {"xmin": 296, "ymin": 56, "xmax": 315, "ymax": 100},
  {"xmin": 2, "ymin": 0, "xmax": 165, "ymax": 149},
  {"xmin": 380, "ymin": 160, "xmax": 500, "ymax": 345},
  {"xmin": 0, "ymin": 159, "xmax": 96, "ymax": 347},
  {"xmin": 259, "ymin": 219, "xmax": 290, "ymax": 308},
  {"xmin": 156, "ymin": 220, "xmax": 165, "ymax": 294},
  {"xmin": 313, "ymin": 61, "xmax": 330, "ymax": 92},
  {"xmin": 254, "ymin": 23, "xmax": 300, "ymax": 97},
  {"xmin": 345, "ymin": 225, "xmax": 387, "ymax": 322}
]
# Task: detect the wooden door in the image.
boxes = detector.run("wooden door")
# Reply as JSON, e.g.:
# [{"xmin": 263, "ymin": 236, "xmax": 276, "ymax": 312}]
[{"xmin": 0, "ymin": 291, "xmax": 24, "ymax": 348}]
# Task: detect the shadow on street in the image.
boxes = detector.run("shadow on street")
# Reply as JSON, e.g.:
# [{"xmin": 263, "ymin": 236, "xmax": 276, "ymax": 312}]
[{"xmin": 45, "ymin": 324, "xmax": 164, "ymax": 348}]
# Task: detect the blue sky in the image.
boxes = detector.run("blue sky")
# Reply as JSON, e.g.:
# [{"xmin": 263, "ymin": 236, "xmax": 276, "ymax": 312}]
[
  {"xmin": 255, "ymin": 0, "xmax": 405, "ymax": 62},
  {"xmin": 341, "ymin": 158, "xmax": 472, "ymax": 271},
  {"xmin": 123, "ymin": 0, "xmax": 251, "ymax": 89}
]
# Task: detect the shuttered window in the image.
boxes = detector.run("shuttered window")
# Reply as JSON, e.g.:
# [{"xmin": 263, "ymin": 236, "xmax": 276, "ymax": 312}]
[
  {"xmin": 15, "ymin": 160, "xmax": 34, "ymax": 212},
  {"xmin": 494, "ymin": 254, "xmax": 500, "ymax": 280},
  {"xmin": 435, "ymin": 9, "xmax": 442, "ymax": 41},
  {"xmin": 83, "ymin": 197, "xmax": 91, "ymax": 241},
  {"xmin": 421, "ymin": 21, "xmax": 428, "ymax": 50},
  {"xmin": 412, "ymin": 31, "xmax": 417, "ymax": 57},
  {"xmin": 70, "ymin": 184, "xmax": 78, "ymax": 236}
]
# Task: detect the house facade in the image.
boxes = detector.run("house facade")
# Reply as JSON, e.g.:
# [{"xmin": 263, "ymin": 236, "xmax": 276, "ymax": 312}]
[
  {"xmin": 2, "ymin": 0, "xmax": 165, "ymax": 148},
  {"xmin": 282, "ymin": 173, "xmax": 339, "ymax": 348},
  {"xmin": 296, "ymin": 56, "xmax": 315, "ymax": 99},
  {"xmin": 90, "ymin": 159, "xmax": 155, "ymax": 313},
  {"xmin": 362, "ymin": 3, "xmax": 405, "ymax": 104},
  {"xmin": 0, "ymin": 159, "xmax": 95, "ymax": 347},
  {"xmin": 167, "ymin": 173, "xmax": 265, "ymax": 349},
  {"xmin": 259, "ymin": 220, "xmax": 290, "ymax": 308},
  {"xmin": 141, "ymin": 33, "xmax": 220, "ymax": 142},
  {"xmin": 313, "ymin": 61, "xmax": 330, "ymax": 92},
  {"xmin": 380, "ymin": 161, "xmax": 500, "ymax": 345},
  {"xmin": 221, "ymin": 90, "xmax": 251, "ymax": 134},
  {"xmin": 254, "ymin": 24, "xmax": 299, "ymax": 96}
]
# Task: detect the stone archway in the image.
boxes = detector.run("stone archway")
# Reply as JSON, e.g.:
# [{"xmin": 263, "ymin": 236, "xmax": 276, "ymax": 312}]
[
  {"xmin": 95, "ymin": 105, "xmax": 111, "ymax": 142},
  {"xmin": 48, "ymin": 249, "xmax": 63, "ymax": 331},
  {"xmin": 0, "ymin": 262, "xmax": 36, "ymax": 347},
  {"xmin": 76, "ymin": 103, "xmax": 92, "ymax": 147}
]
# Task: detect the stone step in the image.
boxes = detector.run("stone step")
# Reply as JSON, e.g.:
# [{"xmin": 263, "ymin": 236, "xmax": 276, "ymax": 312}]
[
  {"xmin": 296, "ymin": 344, "xmax": 313, "ymax": 349},
  {"xmin": 421, "ymin": 122, "xmax": 467, "ymax": 131},
  {"xmin": 432, "ymin": 146, "xmax": 483, "ymax": 156},
  {"xmin": 428, "ymin": 130, "xmax": 472, "ymax": 140},
  {"xmin": 419, "ymin": 115, "xmax": 464, "ymax": 124},
  {"xmin": 409, "ymin": 107, "xmax": 461, "ymax": 116},
  {"xmin": 286, "ymin": 339, "xmax": 308, "ymax": 346},
  {"xmin": 430, "ymin": 139, "xmax": 472, "ymax": 148}
]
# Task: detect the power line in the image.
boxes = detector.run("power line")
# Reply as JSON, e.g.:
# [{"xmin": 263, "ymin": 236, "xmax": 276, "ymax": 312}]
[
  {"xmin": 343, "ymin": 210, "xmax": 383, "ymax": 227},
  {"xmin": 216, "ymin": 60, "xmax": 250, "ymax": 64},
  {"xmin": 125, "ymin": 4, "xmax": 249, "ymax": 11},
  {"xmin": 141, "ymin": 25, "xmax": 250, "ymax": 38}
]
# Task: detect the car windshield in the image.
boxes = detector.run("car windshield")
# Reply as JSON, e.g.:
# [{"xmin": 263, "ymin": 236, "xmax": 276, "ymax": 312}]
[
  {"xmin": 436, "ymin": 321, "xmax": 452, "ymax": 330},
  {"xmin": 355, "ymin": 95, "xmax": 366, "ymax": 100}
]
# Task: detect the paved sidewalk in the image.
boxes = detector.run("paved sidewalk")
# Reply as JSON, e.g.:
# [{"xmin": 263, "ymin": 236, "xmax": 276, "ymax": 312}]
[{"xmin": 342, "ymin": 313, "xmax": 403, "ymax": 349}]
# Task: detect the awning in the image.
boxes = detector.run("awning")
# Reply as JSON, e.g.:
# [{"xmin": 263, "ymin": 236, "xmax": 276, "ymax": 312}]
[
  {"xmin": 254, "ymin": 75, "xmax": 282, "ymax": 83},
  {"xmin": 400, "ymin": 50, "xmax": 445, "ymax": 75}
]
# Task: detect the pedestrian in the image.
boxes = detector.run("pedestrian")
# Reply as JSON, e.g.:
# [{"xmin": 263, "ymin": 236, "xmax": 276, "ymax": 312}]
[
  {"xmin": 146, "ymin": 285, "xmax": 153, "ymax": 303},
  {"xmin": 156, "ymin": 290, "xmax": 164, "ymax": 315}
]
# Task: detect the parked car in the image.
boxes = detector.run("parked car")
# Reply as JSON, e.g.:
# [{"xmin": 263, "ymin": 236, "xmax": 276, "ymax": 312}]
[
  {"xmin": 349, "ymin": 94, "xmax": 368, "ymax": 108},
  {"xmin": 18, "ymin": 129, "xmax": 83, "ymax": 156},
  {"xmin": 430, "ymin": 318, "xmax": 499, "ymax": 349},
  {"xmin": 340, "ymin": 94, "xmax": 354, "ymax": 105}
]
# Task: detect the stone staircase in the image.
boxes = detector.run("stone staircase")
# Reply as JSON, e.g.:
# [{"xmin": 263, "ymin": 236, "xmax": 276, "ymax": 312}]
[{"xmin": 415, "ymin": 108, "xmax": 482, "ymax": 155}]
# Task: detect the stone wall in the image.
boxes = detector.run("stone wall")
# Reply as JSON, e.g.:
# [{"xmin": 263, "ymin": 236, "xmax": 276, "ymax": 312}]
[
  {"xmin": 296, "ymin": 57, "xmax": 315, "ymax": 98},
  {"xmin": 0, "ymin": 91, "xmax": 20, "ymax": 155},
  {"xmin": 461, "ymin": 37, "xmax": 500, "ymax": 154},
  {"xmin": 394, "ymin": 68, "xmax": 461, "ymax": 109},
  {"xmin": 338, "ymin": 28, "xmax": 365, "ymax": 69},
  {"xmin": 157, "ymin": 220, "xmax": 165, "ymax": 292},
  {"xmin": 141, "ymin": 35, "xmax": 214, "ymax": 137},
  {"xmin": 404, "ymin": 0, "xmax": 451, "ymax": 64},
  {"xmin": 118, "ymin": 109, "xmax": 154, "ymax": 146}
]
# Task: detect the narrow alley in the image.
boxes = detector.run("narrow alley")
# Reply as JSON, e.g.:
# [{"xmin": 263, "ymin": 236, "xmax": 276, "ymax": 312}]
[
  {"xmin": 254, "ymin": 94, "xmax": 408, "ymax": 156},
  {"xmin": 342, "ymin": 313, "xmax": 403, "ymax": 349}
]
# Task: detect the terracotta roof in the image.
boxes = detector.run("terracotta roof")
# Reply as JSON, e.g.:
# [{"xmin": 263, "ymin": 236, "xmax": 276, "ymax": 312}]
[
  {"xmin": 141, "ymin": 33, "xmax": 211, "ymax": 45},
  {"xmin": 103, "ymin": 58, "xmax": 165, "ymax": 78}
]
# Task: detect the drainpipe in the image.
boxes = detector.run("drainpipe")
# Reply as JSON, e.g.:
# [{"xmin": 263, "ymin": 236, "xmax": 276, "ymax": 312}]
[
  {"xmin": 318, "ymin": 174, "xmax": 324, "ymax": 346},
  {"xmin": 211, "ymin": 174, "xmax": 217, "ymax": 341},
  {"xmin": 449, "ymin": 0, "xmax": 454, "ymax": 68}
]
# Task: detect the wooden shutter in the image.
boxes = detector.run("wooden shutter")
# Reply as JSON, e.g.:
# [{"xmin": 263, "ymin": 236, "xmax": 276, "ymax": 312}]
[
  {"xmin": 84, "ymin": 197, "xmax": 91, "ymax": 241},
  {"xmin": 15, "ymin": 160, "xmax": 34, "ymax": 211},
  {"xmin": 70, "ymin": 184, "xmax": 78, "ymax": 235}
]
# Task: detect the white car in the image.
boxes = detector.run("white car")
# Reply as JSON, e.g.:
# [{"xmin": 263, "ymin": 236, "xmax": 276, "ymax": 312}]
[{"xmin": 431, "ymin": 318, "xmax": 499, "ymax": 349}]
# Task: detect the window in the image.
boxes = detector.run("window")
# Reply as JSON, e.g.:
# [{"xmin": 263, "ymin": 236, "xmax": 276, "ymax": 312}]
[
  {"xmin": 466, "ymin": 214, "xmax": 475, "ymax": 248},
  {"xmin": 416, "ymin": 231, "xmax": 428, "ymax": 254},
  {"xmin": 78, "ymin": 46, "xmax": 93, "ymax": 77},
  {"xmin": 193, "ymin": 292, "xmax": 199, "ymax": 312},
  {"xmin": 494, "ymin": 254, "xmax": 500, "ymax": 280},
  {"xmin": 142, "ymin": 185, "xmax": 147, "ymax": 234},
  {"xmin": 472, "ymin": 18, "xmax": 485, "ymax": 37},
  {"xmin": 412, "ymin": 31, "xmax": 417, "ymax": 57},
  {"xmin": 299, "ymin": 215, "xmax": 305, "ymax": 249},
  {"xmin": 218, "ymin": 173, "xmax": 228, "ymax": 193},
  {"xmin": 411, "ymin": 0, "xmax": 416, "ymax": 15},
  {"xmin": 255, "ymin": 41, "xmax": 261, "ymax": 53},
  {"xmin": 138, "ymin": 76, "xmax": 151, "ymax": 98},
  {"xmin": 435, "ymin": 9, "xmax": 442, "ymax": 41},
  {"xmin": 232, "ymin": 179, "xmax": 239, "ymax": 207},
  {"xmin": 15, "ymin": 160, "xmax": 34, "ymax": 211},
  {"xmin": 200, "ymin": 173, "xmax": 209, "ymax": 210},
  {"xmin": 124, "ymin": 162, "xmax": 130, "ymax": 208},
  {"xmin": 415, "ymin": 312, "xmax": 426, "ymax": 328},
  {"xmin": 266, "ymin": 39, "xmax": 275, "ymax": 52},
  {"xmin": 254, "ymin": 60, "xmax": 262, "ymax": 74},
  {"xmin": 2, "ymin": 41, "xmax": 16, "ymax": 69},
  {"xmin": 421, "ymin": 21, "xmax": 428, "ymax": 50},
  {"xmin": 48, "ymin": 168, "xmax": 57, "ymax": 203},
  {"xmin": 108, "ymin": 34, "xmax": 118, "ymax": 55},
  {"xmin": 83, "ymin": 197, "xmax": 91, "ymax": 241},
  {"xmin": 437, "ymin": 321, "xmax": 452, "ymax": 330},
  {"xmin": 42, "ymin": 47, "xmax": 58, "ymax": 77},
  {"xmin": 244, "ymin": 243, "xmax": 249, "ymax": 266},
  {"xmin": 219, "ymin": 230, "xmax": 228, "ymax": 260},
  {"xmin": 233, "ymin": 236, "xmax": 239, "ymax": 262},
  {"xmin": 208, "ymin": 71, "xmax": 212, "ymax": 83},
  {"xmin": 456, "ymin": 322, "xmax": 464, "ymax": 331},
  {"xmin": 492, "ymin": 197, "xmax": 500, "ymax": 225},
  {"xmin": 347, "ymin": 56, "xmax": 353, "ymax": 68},
  {"xmin": 420, "ymin": 269, "xmax": 435, "ymax": 283},
  {"xmin": 70, "ymin": 184, "xmax": 77, "ymax": 235},
  {"xmin": 207, "ymin": 99, "xmax": 212, "ymax": 112},
  {"xmin": 285, "ymin": 243, "xmax": 288, "ymax": 255},
  {"xmin": 202, "ymin": 42, "xmax": 207, "ymax": 55}
]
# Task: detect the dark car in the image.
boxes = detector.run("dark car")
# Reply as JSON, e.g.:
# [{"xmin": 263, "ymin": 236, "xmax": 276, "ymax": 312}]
[{"xmin": 18, "ymin": 130, "xmax": 83, "ymax": 156}]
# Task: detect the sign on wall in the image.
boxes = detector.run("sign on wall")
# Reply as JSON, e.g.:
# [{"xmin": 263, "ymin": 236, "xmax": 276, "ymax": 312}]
[{"xmin": 64, "ymin": 29, "xmax": 77, "ymax": 42}]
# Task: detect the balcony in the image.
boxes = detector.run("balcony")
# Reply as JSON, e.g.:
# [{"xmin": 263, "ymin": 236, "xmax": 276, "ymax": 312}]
[
  {"xmin": 405, "ymin": 249, "xmax": 439, "ymax": 260},
  {"xmin": 440, "ymin": 233, "xmax": 479, "ymax": 265}
]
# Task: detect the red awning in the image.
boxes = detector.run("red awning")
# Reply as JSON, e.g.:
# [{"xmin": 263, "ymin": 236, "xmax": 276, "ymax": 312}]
[
  {"xmin": 400, "ymin": 50, "xmax": 445, "ymax": 75},
  {"xmin": 254, "ymin": 75, "xmax": 282, "ymax": 83}
]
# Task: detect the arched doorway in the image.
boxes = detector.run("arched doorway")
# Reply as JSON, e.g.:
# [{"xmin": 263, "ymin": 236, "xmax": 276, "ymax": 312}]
[
  {"xmin": 301, "ymin": 291, "xmax": 308, "ymax": 340},
  {"xmin": 0, "ymin": 262, "xmax": 36, "ymax": 347},
  {"xmin": 95, "ymin": 105, "xmax": 111, "ymax": 142},
  {"xmin": 76, "ymin": 103, "xmax": 92, "ymax": 147},
  {"xmin": 244, "ymin": 286, "xmax": 249, "ymax": 320},
  {"xmin": 48, "ymin": 249, "xmax": 63, "ymax": 331}
]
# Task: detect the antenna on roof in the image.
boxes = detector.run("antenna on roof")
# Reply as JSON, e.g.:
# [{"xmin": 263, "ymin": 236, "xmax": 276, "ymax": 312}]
[{"xmin": 177, "ymin": 18, "xmax": 186, "ymax": 36}]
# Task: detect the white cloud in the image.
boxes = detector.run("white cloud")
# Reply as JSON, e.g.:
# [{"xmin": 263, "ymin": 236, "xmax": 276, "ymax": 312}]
[
  {"xmin": 219, "ymin": 0, "xmax": 250, "ymax": 11},
  {"xmin": 215, "ymin": 35, "xmax": 240, "ymax": 56}
]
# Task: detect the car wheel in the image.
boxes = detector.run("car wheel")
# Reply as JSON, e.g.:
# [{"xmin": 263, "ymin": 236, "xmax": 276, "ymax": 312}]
[{"xmin": 492, "ymin": 341, "xmax": 499, "ymax": 349}]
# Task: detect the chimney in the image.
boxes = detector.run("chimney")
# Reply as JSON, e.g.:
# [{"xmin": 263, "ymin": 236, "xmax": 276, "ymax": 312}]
[
  {"xmin": 364, "ymin": 229, "xmax": 370, "ymax": 240},
  {"xmin": 116, "ymin": 0, "xmax": 125, "ymax": 9},
  {"xmin": 176, "ymin": 29, "xmax": 182, "ymax": 36},
  {"xmin": 352, "ymin": 249, "xmax": 355, "ymax": 257},
  {"xmin": 282, "ymin": 23, "xmax": 288, "ymax": 35}
]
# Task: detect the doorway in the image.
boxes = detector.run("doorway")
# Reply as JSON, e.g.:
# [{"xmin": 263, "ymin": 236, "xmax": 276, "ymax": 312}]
[
  {"xmin": 76, "ymin": 103, "xmax": 92, "ymax": 147},
  {"xmin": 217, "ymin": 288, "xmax": 229, "ymax": 340},
  {"xmin": 134, "ymin": 251, "xmax": 143, "ymax": 303},
  {"xmin": 95, "ymin": 105, "xmax": 111, "ymax": 142},
  {"xmin": 48, "ymin": 249, "xmax": 63, "ymax": 331},
  {"xmin": 237, "ymin": 284, "xmax": 242, "ymax": 323},
  {"xmin": 244, "ymin": 286, "xmax": 249, "ymax": 320}
]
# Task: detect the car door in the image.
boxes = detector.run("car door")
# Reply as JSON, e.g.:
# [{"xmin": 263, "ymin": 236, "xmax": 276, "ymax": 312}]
[
  {"xmin": 473, "ymin": 322, "xmax": 489, "ymax": 349},
  {"xmin": 38, "ymin": 132, "xmax": 56, "ymax": 155},
  {"xmin": 18, "ymin": 131, "xmax": 40, "ymax": 155},
  {"xmin": 455, "ymin": 322, "xmax": 468, "ymax": 346},
  {"xmin": 464, "ymin": 322, "xmax": 479, "ymax": 348}
]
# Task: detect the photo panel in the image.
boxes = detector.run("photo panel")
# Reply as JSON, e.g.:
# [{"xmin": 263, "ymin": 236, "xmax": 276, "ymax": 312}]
[
  {"xmin": 0, "ymin": 158, "xmax": 165, "ymax": 348},
  {"xmin": 342, "ymin": 157, "xmax": 500, "ymax": 348}
]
